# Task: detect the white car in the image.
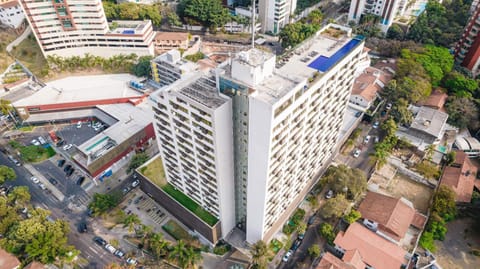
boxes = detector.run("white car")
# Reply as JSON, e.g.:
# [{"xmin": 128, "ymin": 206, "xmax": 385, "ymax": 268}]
[
  {"xmin": 31, "ymin": 139, "xmax": 40, "ymax": 146},
  {"xmin": 38, "ymin": 136, "xmax": 46, "ymax": 144},
  {"xmin": 76, "ymin": 121, "xmax": 82, "ymax": 128},
  {"xmin": 282, "ymin": 250, "xmax": 293, "ymax": 262},
  {"xmin": 126, "ymin": 258, "xmax": 137, "ymax": 265},
  {"xmin": 386, "ymin": 103, "xmax": 392, "ymax": 110},
  {"xmin": 104, "ymin": 244, "xmax": 116, "ymax": 254},
  {"xmin": 364, "ymin": 135, "xmax": 371, "ymax": 144},
  {"xmin": 131, "ymin": 180, "xmax": 140, "ymax": 188},
  {"xmin": 353, "ymin": 149, "xmax": 361, "ymax": 158},
  {"xmin": 372, "ymin": 121, "xmax": 380, "ymax": 129},
  {"xmin": 63, "ymin": 144, "xmax": 73, "ymax": 151},
  {"xmin": 39, "ymin": 183, "xmax": 47, "ymax": 190},
  {"xmin": 30, "ymin": 176, "xmax": 39, "ymax": 184}
]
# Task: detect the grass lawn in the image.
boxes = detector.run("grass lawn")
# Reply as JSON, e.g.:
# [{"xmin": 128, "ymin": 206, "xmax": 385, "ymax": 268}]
[
  {"xmin": 162, "ymin": 220, "xmax": 194, "ymax": 241},
  {"xmin": 139, "ymin": 156, "xmax": 166, "ymax": 187},
  {"xmin": 10, "ymin": 34, "xmax": 48, "ymax": 77},
  {"xmin": 162, "ymin": 184, "xmax": 218, "ymax": 226}
]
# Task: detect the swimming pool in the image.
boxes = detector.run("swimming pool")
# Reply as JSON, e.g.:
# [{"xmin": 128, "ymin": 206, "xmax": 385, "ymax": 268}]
[{"xmin": 308, "ymin": 38, "xmax": 361, "ymax": 72}]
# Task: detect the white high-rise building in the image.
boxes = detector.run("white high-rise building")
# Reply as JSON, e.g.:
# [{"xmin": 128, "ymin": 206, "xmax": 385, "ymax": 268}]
[
  {"xmin": 259, "ymin": 0, "xmax": 297, "ymax": 34},
  {"xmin": 348, "ymin": 0, "xmax": 406, "ymax": 32},
  {"xmin": 152, "ymin": 72, "xmax": 236, "ymax": 239},
  {"xmin": 152, "ymin": 24, "xmax": 364, "ymax": 243},
  {"xmin": 19, "ymin": 0, "xmax": 154, "ymax": 57}
]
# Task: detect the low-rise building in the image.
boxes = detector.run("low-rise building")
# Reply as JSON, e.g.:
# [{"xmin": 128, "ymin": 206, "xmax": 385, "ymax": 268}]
[
  {"xmin": 454, "ymin": 134, "xmax": 480, "ymax": 158},
  {"xmin": 333, "ymin": 222, "xmax": 409, "ymax": 269},
  {"xmin": 418, "ymin": 89, "xmax": 448, "ymax": 111},
  {"xmin": 150, "ymin": 50, "xmax": 198, "ymax": 87},
  {"xmin": 349, "ymin": 66, "xmax": 392, "ymax": 111},
  {"xmin": 357, "ymin": 191, "xmax": 426, "ymax": 244},
  {"xmin": 154, "ymin": 32, "xmax": 189, "ymax": 55},
  {"xmin": 440, "ymin": 150, "xmax": 477, "ymax": 203},
  {"xmin": 0, "ymin": 0, "xmax": 24, "ymax": 29},
  {"xmin": 0, "ymin": 248, "xmax": 20, "ymax": 269},
  {"xmin": 316, "ymin": 251, "xmax": 365, "ymax": 269}
]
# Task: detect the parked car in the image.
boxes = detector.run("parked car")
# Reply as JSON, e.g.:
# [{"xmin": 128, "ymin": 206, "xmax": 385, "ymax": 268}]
[
  {"xmin": 131, "ymin": 179, "xmax": 140, "ymax": 188},
  {"xmin": 76, "ymin": 121, "xmax": 82, "ymax": 129},
  {"xmin": 8, "ymin": 155, "xmax": 21, "ymax": 166},
  {"xmin": 63, "ymin": 144, "xmax": 73, "ymax": 151},
  {"xmin": 38, "ymin": 136, "xmax": 46, "ymax": 144},
  {"xmin": 93, "ymin": 236, "xmax": 106, "ymax": 246},
  {"xmin": 325, "ymin": 189, "xmax": 334, "ymax": 199},
  {"xmin": 372, "ymin": 121, "xmax": 380, "ymax": 129},
  {"xmin": 374, "ymin": 136, "xmax": 379, "ymax": 143},
  {"xmin": 78, "ymin": 222, "xmax": 87, "ymax": 233},
  {"xmin": 49, "ymin": 178, "xmax": 58, "ymax": 185},
  {"xmin": 63, "ymin": 164, "xmax": 72, "ymax": 172},
  {"xmin": 57, "ymin": 159, "xmax": 66, "ymax": 167},
  {"xmin": 123, "ymin": 186, "xmax": 131, "ymax": 194},
  {"xmin": 297, "ymin": 233, "xmax": 305, "ymax": 240},
  {"xmin": 30, "ymin": 176, "xmax": 39, "ymax": 184},
  {"xmin": 114, "ymin": 249, "xmax": 125, "ymax": 258},
  {"xmin": 353, "ymin": 149, "xmax": 361, "ymax": 158},
  {"xmin": 307, "ymin": 215, "xmax": 316, "ymax": 225},
  {"xmin": 282, "ymin": 250, "xmax": 293, "ymax": 262},
  {"xmin": 126, "ymin": 258, "xmax": 138, "ymax": 265},
  {"xmin": 291, "ymin": 239, "xmax": 302, "ymax": 251},
  {"xmin": 354, "ymin": 111, "xmax": 362, "ymax": 118},
  {"xmin": 363, "ymin": 219, "xmax": 378, "ymax": 231},
  {"xmin": 386, "ymin": 103, "xmax": 392, "ymax": 110},
  {"xmin": 31, "ymin": 139, "xmax": 40, "ymax": 146},
  {"xmin": 76, "ymin": 176, "xmax": 85, "ymax": 186},
  {"xmin": 38, "ymin": 183, "xmax": 47, "ymax": 190},
  {"xmin": 67, "ymin": 168, "xmax": 75, "ymax": 177},
  {"xmin": 363, "ymin": 135, "xmax": 371, "ymax": 144}
]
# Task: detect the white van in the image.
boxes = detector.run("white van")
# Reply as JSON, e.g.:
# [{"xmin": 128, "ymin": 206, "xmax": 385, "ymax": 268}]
[{"xmin": 38, "ymin": 136, "xmax": 46, "ymax": 145}]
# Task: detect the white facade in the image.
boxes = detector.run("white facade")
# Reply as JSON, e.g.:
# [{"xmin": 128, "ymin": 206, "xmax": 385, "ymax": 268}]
[
  {"xmin": 152, "ymin": 73, "xmax": 236, "ymax": 237},
  {"xmin": 0, "ymin": 0, "xmax": 24, "ymax": 29},
  {"xmin": 348, "ymin": 0, "xmax": 404, "ymax": 32},
  {"xmin": 219, "ymin": 24, "xmax": 365, "ymax": 242},
  {"xmin": 259, "ymin": 0, "xmax": 297, "ymax": 34},
  {"xmin": 19, "ymin": 0, "xmax": 154, "ymax": 57}
]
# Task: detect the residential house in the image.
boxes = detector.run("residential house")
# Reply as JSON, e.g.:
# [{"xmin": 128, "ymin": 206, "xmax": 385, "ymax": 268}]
[
  {"xmin": 454, "ymin": 135, "xmax": 480, "ymax": 158},
  {"xmin": 333, "ymin": 222, "xmax": 409, "ymax": 269},
  {"xmin": 154, "ymin": 32, "xmax": 189, "ymax": 55},
  {"xmin": 440, "ymin": 150, "xmax": 477, "ymax": 203},
  {"xmin": 0, "ymin": 248, "xmax": 20, "ymax": 269},
  {"xmin": 357, "ymin": 191, "xmax": 427, "ymax": 243},
  {"xmin": 419, "ymin": 89, "xmax": 448, "ymax": 111},
  {"xmin": 316, "ymin": 251, "xmax": 366, "ymax": 269}
]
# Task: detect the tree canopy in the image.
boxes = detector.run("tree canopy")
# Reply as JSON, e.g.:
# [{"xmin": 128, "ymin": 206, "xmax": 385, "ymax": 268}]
[
  {"xmin": 128, "ymin": 153, "xmax": 149, "ymax": 173},
  {"xmin": 89, "ymin": 193, "xmax": 120, "ymax": 216},
  {"xmin": 131, "ymin": 56, "xmax": 153, "ymax": 78},
  {"xmin": 250, "ymin": 240, "xmax": 272, "ymax": 269},
  {"xmin": 320, "ymin": 194, "xmax": 350, "ymax": 219},
  {"xmin": 279, "ymin": 11, "xmax": 323, "ymax": 48},
  {"xmin": 322, "ymin": 165, "xmax": 367, "ymax": 200},
  {"xmin": 177, "ymin": 0, "xmax": 230, "ymax": 29},
  {"xmin": 445, "ymin": 96, "xmax": 479, "ymax": 130},
  {"xmin": 102, "ymin": 1, "xmax": 162, "ymax": 26},
  {"xmin": 431, "ymin": 185, "xmax": 457, "ymax": 221},
  {"xmin": 0, "ymin": 165, "xmax": 16, "ymax": 184}
]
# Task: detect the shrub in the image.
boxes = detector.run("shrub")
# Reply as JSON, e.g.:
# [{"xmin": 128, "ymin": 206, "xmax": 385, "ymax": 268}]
[
  {"xmin": 419, "ymin": 231, "xmax": 436, "ymax": 252},
  {"xmin": 319, "ymin": 223, "xmax": 336, "ymax": 245}
]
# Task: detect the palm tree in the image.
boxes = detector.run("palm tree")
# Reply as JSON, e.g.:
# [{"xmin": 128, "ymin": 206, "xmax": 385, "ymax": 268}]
[
  {"xmin": 149, "ymin": 233, "xmax": 170, "ymax": 260},
  {"xmin": 123, "ymin": 214, "xmax": 141, "ymax": 233},
  {"xmin": 168, "ymin": 240, "xmax": 201, "ymax": 269},
  {"xmin": 250, "ymin": 240, "xmax": 271, "ymax": 269}
]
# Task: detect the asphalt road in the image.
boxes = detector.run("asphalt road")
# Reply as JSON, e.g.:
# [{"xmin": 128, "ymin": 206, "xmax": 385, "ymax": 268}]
[{"xmin": 0, "ymin": 151, "xmax": 112, "ymax": 269}]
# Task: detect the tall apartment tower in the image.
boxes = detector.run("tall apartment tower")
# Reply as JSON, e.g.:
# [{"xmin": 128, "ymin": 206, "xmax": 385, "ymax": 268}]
[
  {"xmin": 151, "ymin": 24, "xmax": 364, "ymax": 243},
  {"xmin": 348, "ymin": 0, "xmax": 405, "ymax": 32},
  {"xmin": 454, "ymin": 1, "xmax": 480, "ymax": 76},
  {"xmin": 258, "ymin": 0, "xmax": 297, "ymax": 34},
  {"xmin": 152, "ymin": 72, "xmax": 236, "ymax": 239},
  {"xmin": 19, "ymin": 0, "xmax": 154, "ymax": 57}
]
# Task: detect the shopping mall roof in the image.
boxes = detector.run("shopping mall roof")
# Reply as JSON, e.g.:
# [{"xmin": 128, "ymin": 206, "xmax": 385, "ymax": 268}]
[{"xmin": 13, "ymin": 74, "xmax": 143, "ymax": 108}]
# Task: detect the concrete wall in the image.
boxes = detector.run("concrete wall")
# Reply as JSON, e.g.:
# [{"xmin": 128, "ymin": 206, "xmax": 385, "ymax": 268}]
[{"xmin": 137, "ymin": 172, "xmax": 222, "ymax": 244}]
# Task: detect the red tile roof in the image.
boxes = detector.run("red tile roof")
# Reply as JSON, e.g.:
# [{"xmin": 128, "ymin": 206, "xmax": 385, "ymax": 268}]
[
  {"xmin": 358, "ymin": 191, "xmax": 415, "ymax": 241},
  {"xmin": 0, "ymin": 0, "xmax": 19, "ymax": 9},
  {"xmin": 0, "ymin": 248, "xmax": 20, "ymax": 269},
  {"xmin": 351, "ymin": 67, "xmax": 392, "ymax": 102},
  {"xmin": 440, "ymin": 151, "xmax": 477, "ymax": 202},
  {"xmin": 334, "ymin": 223, "xmax": 408, "ymax": 269},
  {"xmin": 155, "ymin": 31, "xmax": 189, "ymax": 42},
  {"xmin": 316, "ymin": 252, "xmax": 364, "ymax": 269},
  {"xmin": 411, "ymin": 212, "xmax": 428, "ymax": 229},
  {"xmin": 23, "ymin": 262, "xmax": 45, "ymax": 269},
  {"xmin": 419, "ymin": 88, "xmax": 448, "ymax": 110}
]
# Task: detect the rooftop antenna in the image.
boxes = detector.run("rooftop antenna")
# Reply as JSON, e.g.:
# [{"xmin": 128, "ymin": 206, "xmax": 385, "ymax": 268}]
[{"xmin": 251, "ymin": 0, "xmax": 255, "ymax": 49}]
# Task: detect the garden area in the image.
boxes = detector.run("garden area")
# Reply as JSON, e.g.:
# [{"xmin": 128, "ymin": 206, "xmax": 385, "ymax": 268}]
[
  {"xmin": 282, "ymin": 208, "xmax": 306, "ymax": 235},
  {"xmin": 10, "ymin": 34, "xmax": 48, "ymax": 77},
  {"xmin": 139, "ymin": 156, "xmax": 166, "ymax": 187},
  {"xmin": 162, "ymin": 184, "xmax": 218, "ymax": 226},
  {"xmin": 9, "ymin": 140, "xmax": 56, "ymax": 163},
  {"xmin": 162, "ymin": 220, "xmax": 195, "ymax": 242}
]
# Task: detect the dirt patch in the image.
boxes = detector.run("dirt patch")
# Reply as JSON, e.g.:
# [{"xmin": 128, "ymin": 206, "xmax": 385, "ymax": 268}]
[
  {"xmin": 436, "ymin": 218, "xmax": 480, "ymax": 269},
  {"xmin": 370, "ymin": 172, "xmax": 433, "ymax": 213}
]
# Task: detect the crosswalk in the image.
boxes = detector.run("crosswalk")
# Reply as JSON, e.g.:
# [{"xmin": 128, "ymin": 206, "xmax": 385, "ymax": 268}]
[{"xmin": 72, "ymin": 193, "xmax": 92, "ymax": 207}]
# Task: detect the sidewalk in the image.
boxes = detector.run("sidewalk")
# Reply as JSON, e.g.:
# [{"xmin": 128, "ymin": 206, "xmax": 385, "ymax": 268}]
[{"xmin": 6, "ymin": 26, "xmax": 31, "ymax": 53}]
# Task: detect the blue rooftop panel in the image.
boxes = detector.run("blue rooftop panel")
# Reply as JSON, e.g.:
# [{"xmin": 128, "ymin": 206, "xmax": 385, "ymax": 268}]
[
  {"xmin": 122, "ymin": 30, "xmax": 135, "ymax": 34},
  {"xmin": 308, "ymin": 38, "xmax": 361, "ymax": 72}
]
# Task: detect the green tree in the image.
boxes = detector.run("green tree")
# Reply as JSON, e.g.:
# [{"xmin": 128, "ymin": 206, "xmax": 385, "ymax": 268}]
[
  {"xmin": 320, "ymin": 194, "xmax": 350, "ymax": 219},
  {"xmin": 432, "ymin": 185, "xmax": 457, "ymax": 221},
  {"xmin": 343, "ymin": 209, "xmax": 361, "ymax": 224},
  {"xmin": 131, "ymin": 56, "xmax": 153, "ymax": 78},
  {"xmin": 88, "ymin": 193, "xmax": 119, "ymax": 216},
  {"xmin": 319, "ymin": 223, "xmax": 336, "ymax": 245},
  {"xmin": 179, "ymin": 0, "xmax": 230, "ymax": 28},
  {"xmin": 128, "ymin": 153, "xmax": 149, "ymax": 173},
  {"xmin": 168, "ymin": 240, "xmax": 202, "ymax": 269},
  {"xmin": 250, "ymin": 240, "xmax": 271, "ymax": 269},
  {"xmin": 123, "ymin": 214, "xmax": 141, "ymax": 233},
  {"xmin": 415, "ymin": 161, "xmax": 440, "ymax": 180},
  {"xmin": 444, "ymin": 151, "xmax": 456, "ymax": 166},
  {"xmin": 7, "ymin": 186, "xmax": 30, "ymax": 206},
  {"xmin": 19, "ymin": 145, "xmax": 46, "ymax": 162},
  {"xmin": 386, "ymin": 24, "xmax": 405, "ymax": 40},
  {"xmin": 381, "ymin": 118, "xmax": 398, "ymax": 137},
  {"xmin": 149, "ymin": 233, "xmax": 170, "ymax": 260},
  {"xmin": 0, "ymin": 165, "xmax": 16, "ymax": 184},
  {"xmin": 167, "ymin": 11, "xmax": 183, "ymax": 27},
  {"xmin": 444, "ymin": 72, "xmax": 478, "ymax": 97},
  {"xmin": 0, "ymin": 99, "xmax": 14, "ymax": 116},
  {"xmin": 445, "ymin": 96, "xmax": 479, "ymax": 129},
  {"xmin": 390, "ymin": 98, "xmax": 413, "ymax": 126},
  {"xmin": 323, "ymin": 165, "xmax": 367, "ymax": 200},
  {"xmin": 419, "ymin": 231, "xmax": 436, "ymax": 252},
  {"xmin": 296, "ymin": 221, "xmax": 307, "ymax": 235},
  {"xmin": 306, "ymin": 10, "xmax": 323, "ymax": 25},
  {"xmin": 307, "ymin": 244, "xmax": 321, "ymax": 259}
]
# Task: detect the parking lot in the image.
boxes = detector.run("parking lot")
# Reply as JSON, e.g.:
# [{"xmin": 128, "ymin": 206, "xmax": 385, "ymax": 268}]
[{"xmin": 56, "ymin": 121, "xmax": 105, "ymax": 149}]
